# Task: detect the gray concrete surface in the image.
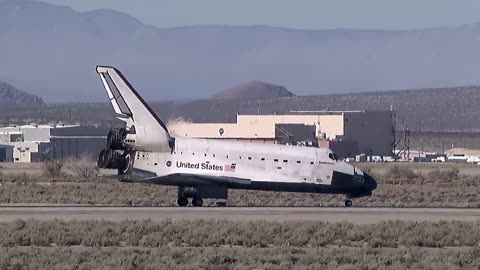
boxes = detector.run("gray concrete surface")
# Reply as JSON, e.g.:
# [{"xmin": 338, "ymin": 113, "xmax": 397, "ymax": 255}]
[{"xmin": 0, "ymin": 206, "xmax": 479, "ymax": 223}]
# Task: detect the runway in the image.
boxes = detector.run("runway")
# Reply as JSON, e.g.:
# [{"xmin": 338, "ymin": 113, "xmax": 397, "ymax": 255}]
[{"xmin": 0, "ymin": 206, "xmax": 480, "ymax": 223}]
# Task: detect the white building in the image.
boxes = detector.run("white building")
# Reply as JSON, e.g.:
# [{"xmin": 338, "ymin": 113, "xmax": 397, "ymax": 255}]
[{"xmin": 0, "ymin": 125, "xmax": 76, "ymax": 162}]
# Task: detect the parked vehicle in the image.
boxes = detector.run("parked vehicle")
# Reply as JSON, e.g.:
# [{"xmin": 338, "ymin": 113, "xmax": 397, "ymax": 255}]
[
  {"xmin": 447, "ymin": 156, "xmax": 468, "ymax": 163},
  {"xmin": 432, "ymin": 156, "xmax": 446, "ymax": 163},
  {"xmin": 466, "ymin": 156, "xmax": 480, "ymax": 164}
]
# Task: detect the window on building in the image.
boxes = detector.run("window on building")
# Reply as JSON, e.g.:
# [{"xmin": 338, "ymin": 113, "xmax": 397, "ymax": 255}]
[
  {"xmin": 248, "ymin": 157, "xmax": 252, "ymax": 160},
  {"xmin": 274, "ymin": 159, "xmax": 279, "ymax": 162},
  {"xmin": 9, "ymin": 134, "xmax": 23, "ymax": 142},
  {"xmin": 283, "ymin": 160, "xmax": 288, "ymax": 163},
  {"xmin": 261, "ymin": 158, "xmax": 265, "ymax": 161},
  {"xmin": 297, "ymin": 161, "xmax": 301, "ymax": 164}
]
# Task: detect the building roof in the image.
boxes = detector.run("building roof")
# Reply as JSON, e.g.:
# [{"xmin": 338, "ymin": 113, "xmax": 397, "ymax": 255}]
[
  {"xmin": 445, "ymin": 148, "xmax": 480, "ymax": 157},
  {"xmin": 238, "ymin": 110, "xmax": 391, "ymax": 116},
  {"xmin": 50, "ymin": 126, "xmax": 109, "ymax": 137}
]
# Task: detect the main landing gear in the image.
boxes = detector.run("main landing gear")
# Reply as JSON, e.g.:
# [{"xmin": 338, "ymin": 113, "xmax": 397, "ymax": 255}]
[
  {"xmin": 177, "ymin": 186, "xmax": 204, "ymax": 207},
  {"xmin": 344, "ymin": 199, "xmax": 353, "ymax": 207},
  {"xmin": 176, "ymin": 186, "xmax": 228, "ymax": 207},
  {"xmin": 192, "ymin": 198, "xmax": 204, "ymax": 207},
  {"xmin": 177, "ymin": 197, "xmax": 189, "ymax": 207},
  {"xmin": 177, "ymin": 197, "xmax": 203, "ymax": 207}
]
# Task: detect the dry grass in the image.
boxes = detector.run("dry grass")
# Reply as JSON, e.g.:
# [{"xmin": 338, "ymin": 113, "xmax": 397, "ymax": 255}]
[
  {"xmin": 1, "ymin": 246, "xmax": 478, "ymax": 270},
  {"xmin": 0, "ymin": 173, "xmax": 479, "ymax": 207},
  {"xmin": 42, "ymin": 160, "xmax": 64, "ymax": 178},
  {"xmin": 0, "ymin": 219, "xmax": 478, "ymax": 248},
  {"xmin": 0, "ymin": 246, "xmax": 479, "ymax": 270},
  {"xmin": 1, "ymin": 163, "xmax": 480, "ymax": 207},
  {"xmin": 0, "ymin": 219, "xmax": 480, "ymax": 269},
  {"xmin": 63, "ymin": 155, "xmax": 100, "ymax": 179}
]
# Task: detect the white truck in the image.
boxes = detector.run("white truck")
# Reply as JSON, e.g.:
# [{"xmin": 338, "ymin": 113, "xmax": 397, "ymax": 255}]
[{"xmin": 431, "ymin": 156, "xmax": 446, "ymax": 163}]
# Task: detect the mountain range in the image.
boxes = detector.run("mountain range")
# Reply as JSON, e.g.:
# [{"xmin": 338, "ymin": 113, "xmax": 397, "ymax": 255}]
[
  {"xmin": 212, "ymin": 81, "xmax": 295, "ymax": 100},
  {"xmin": 0, "ymin": 81, "xmax": 43, "ymax": 104},
  {"xmin": 2, "ymin": 85, "xmax": 480, "ymax": 131},
  {"xmin": 1, "ymin": 0, "xmax": 480, "ymax": 102}
]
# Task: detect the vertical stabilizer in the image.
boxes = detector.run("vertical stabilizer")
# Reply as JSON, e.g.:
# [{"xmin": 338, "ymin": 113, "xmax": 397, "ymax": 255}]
[{"xmin": 96, "ymin": 66, "xmax": 173, "ymax": 152}]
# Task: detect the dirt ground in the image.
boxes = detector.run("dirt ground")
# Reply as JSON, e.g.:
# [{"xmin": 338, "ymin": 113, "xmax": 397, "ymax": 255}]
[
  {"xmin": 2, "ymin": 161, "xmax": 480, "ymax": 208},
  {"xmin": 356, "ymin": 162, "xmax": 480, "ymax": 176},
  {"xmin": 0, "ymin": 207, "xmax": 479, "ymax": 224},
  {"xmin": 0, "ymin": 162, "xmax": 115, "ymax": 176}
]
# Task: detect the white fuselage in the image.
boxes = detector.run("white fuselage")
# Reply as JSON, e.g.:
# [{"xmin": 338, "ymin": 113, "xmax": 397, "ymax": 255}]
[{"xmin": 132, "ymin": 137, "xmax": 361, "ymax": 187}]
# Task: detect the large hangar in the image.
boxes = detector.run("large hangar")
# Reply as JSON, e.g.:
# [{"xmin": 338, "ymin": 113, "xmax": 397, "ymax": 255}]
[
  {"xmin": 50, "ymin": 126, "xmax": 109, "ymax": 160},
  {"xmin": 0, "ymin": 125, "xmax": 108, "ymax": 162},
  {"xmin": 168, "ymin": 111, "xmax": 394, "ymax": 157}
]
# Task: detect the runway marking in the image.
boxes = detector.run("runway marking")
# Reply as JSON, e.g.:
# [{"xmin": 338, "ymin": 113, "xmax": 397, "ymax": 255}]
[{"xmin": 0, "ymin": 207, "xmax": 479, "ymax": 223}]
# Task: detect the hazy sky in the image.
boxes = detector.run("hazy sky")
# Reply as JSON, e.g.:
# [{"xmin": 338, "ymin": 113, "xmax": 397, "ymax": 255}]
[{"xmin": 35, "ymin": 0, "xmax": 480, "ymax": 30}]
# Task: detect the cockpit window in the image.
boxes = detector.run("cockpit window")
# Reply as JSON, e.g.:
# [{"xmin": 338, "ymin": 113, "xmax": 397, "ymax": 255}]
[{"xmin": 328, "ymin": 153, "xmax": 338, "ymax": 161}]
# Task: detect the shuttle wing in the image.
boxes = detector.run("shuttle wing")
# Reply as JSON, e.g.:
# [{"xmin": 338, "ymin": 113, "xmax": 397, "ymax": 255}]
[
  {"xmin": 116, "ymin": 172, "xmax": 252, "ymax": 186},
  {"xmin": 172, "ymin": 173, "xmax": 252, "ymax": 186}
]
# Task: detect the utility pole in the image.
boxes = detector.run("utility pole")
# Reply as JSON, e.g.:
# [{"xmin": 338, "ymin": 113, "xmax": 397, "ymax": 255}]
[
  {"xmin": 418, "ymin": 120, "xmax": 421, "ymax": 160},
  {"xmin": 440, "ymin": 119, "xmax": 445, "ymax": 155},
  {"xmin": 391, "ymin": 105, "xmax": 396, "ymax": 160}
]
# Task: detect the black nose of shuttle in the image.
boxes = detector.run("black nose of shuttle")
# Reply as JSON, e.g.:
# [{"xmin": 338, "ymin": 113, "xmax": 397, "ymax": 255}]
[{"xmin": 364, "ymin": 173, "xmax": 377, "ymax": 191}]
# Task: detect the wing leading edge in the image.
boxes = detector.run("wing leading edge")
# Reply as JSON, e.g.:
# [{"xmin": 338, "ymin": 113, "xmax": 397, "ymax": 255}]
[{"xmin": 116, "ymin": 172, "xmax": 252, "ymax": 186}]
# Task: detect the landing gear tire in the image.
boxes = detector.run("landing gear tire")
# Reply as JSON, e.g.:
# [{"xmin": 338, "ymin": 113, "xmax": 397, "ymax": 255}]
[
  {"xmin": 344, "ymin": 199, "xmax": 353, "ymax": 207},
  {"xmin": 192, "ymin": 198, "xmax": 203, "ymax": 207},
  {"xmin": 177, "ymin": 197, "xmax": 188, "ymax": 207}
]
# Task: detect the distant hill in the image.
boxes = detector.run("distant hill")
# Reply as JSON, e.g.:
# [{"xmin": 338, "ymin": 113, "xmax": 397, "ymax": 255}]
[
  {"xmin": 153, "ymin": 85, "xmax": 480, "ymax": 131},
  {"xmin": 1, "ymin": 85, "xmax": 480, "ymax": 132},
  {"xmin": 2, "ymin": 1, "xmax": 480, "ymax": 102},
  {"xmin": 0, "ymin": 81, "xmax": 43, "ymax": 105},
  {"xmin": 212, "ymin": 81, "xmax": 295, "ymax": 100}
]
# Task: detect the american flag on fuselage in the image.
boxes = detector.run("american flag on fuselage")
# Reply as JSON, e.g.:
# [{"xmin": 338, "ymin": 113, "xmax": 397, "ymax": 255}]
[{"xmin": 224, "ymin": 163, "xmax": 236, "ymax": 172}]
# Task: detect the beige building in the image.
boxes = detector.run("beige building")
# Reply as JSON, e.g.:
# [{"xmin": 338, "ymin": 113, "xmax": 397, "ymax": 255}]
[
  {"xmin": 168, "ymin": 111, "xmax": 393, "ymax": 157},
  {"xmin": 445, "ymin": 148, "xmax": 480, "ymax": 157},
  {"xmin": 0, "ymin": 125, "xmax": 51, "ymax": 162}
]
